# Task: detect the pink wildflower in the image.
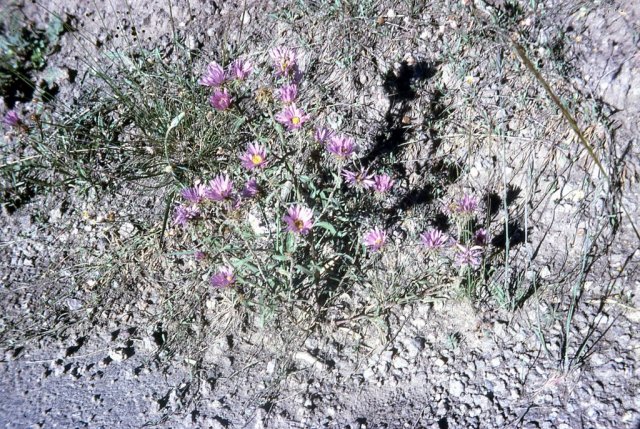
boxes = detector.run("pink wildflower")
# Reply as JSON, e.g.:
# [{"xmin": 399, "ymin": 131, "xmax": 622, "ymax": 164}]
[
  {"xmin": 181, "ymin": 183, "xmax": 206, "ymax": 204},
  {"xmin": 209, "ymin": 89, "xmax": 232, "ymax": 111},
  {"xmin": 240, "ymin": 143, "xmax": 267, "ymax": 170},
  {"xmin": 373, "ymin": 174, "xmax": 394, "ymax": 193},
  {"xmin": 205, "ymin": 174, "xmax": 234, "ymax": 201},
  {"xmin": 3, "ymin": 110, "xmax": 21, "ymax": 128},
  {"xmin": 229, "ymin": 58, "xmax": 252, "ymax": 80},
  {"xmin": 314, "ymin": 126, "xmax": 333, "ymax": 144},
  {"xmin": 452, "ymin": 194, "xmax": 478, "ymax": 217},
  {"xmin": 420, "ymin": 229, "xmax": 449, "ymax": 251},
  {"xmin": 363, "ymin": 227, "xmax": 387, "ymax": 252},
  {"xmin": 275, "ymin": 104, "xmax": 309, "ymax": 131},
  {"xmin": 241, "ymin": 178, "xmax": 260, "ymax": 199},
  {"xmin": 174, "ymin": 204, "xmax": 200, "ymax": 226},
  {"xmin": 326, "ymin": 135, "xmax": 357, "ymax": 160},
  {"xmin": 279, "ymin": 83, "xmax": 297, "ymax": 104},
  {"xmin": 454, "ymin": 244, "xmax": 483, "ymax": 268},
  {"xmin": 270, "ymin": 46, "xmax": 298, "ymax": 76},
  {"xmin": 199, "ymin": 62, "xmax": 226, "ymax": 87},
  {"xmin": 283, "ymin": 205, "xmax": 314, "ymax": 235},
  {"xmin": 342, "ymin": 167, "xmax": 375, "ymax": 189},
  {"xmin": 211, "ymin": 266, "xmax": 235, "ymax": 288}
]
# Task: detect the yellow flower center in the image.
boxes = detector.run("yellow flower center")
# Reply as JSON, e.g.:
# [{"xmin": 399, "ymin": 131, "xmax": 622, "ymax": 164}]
[
  {"xmin": 294, "ymin": 219, "xmax": 304, "ymax": 230},
  {"xmin": 291, "ymin": 116, "xmax": 300, "ymax": 125},
  {"xmin": 281, "ymin": 60, "xmax": 289, "ymax": 71},
  {"xmin": 226, "ymin": 275, "xmax": 233, "ymax": 282},
  {"xmin": 251, "ymin": 154, "xmax": 263, "ymax": 165}
]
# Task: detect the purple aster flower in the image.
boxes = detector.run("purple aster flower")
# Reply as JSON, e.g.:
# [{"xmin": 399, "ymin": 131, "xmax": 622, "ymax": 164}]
[
  {"xmin": 205, "ymin": 174, "xmax": 234, "ymax": 201},
  {"xmin": 283, "ymin": 205, "xmax": 314, "ymax": 235},
  {"xmin": 211, "ymin": 266, "xmax": 235, "ymax": 288},
  {"xmin": 279, "ymin": 83, "xmax": 297, "ymax": 104},
  {"xmin": 275, "ymin": 104, "xmax": 309, "ymax": 131},
  {"xmin": 3, "ymin": 110, "xmax": 21, "ymax": 128},
  {"xmin": 453, "ymin": 194, "xmax": 478, "ymax": 217},
  {"xmin": 199, "ymin": 62, "xmax": 226, "ymax": 87},
  {"xmin": 420, "ymin": 229, "xmax": 449, "ymax": 251},
  {"xmin": 363, "ymin": 227, "xmax": 387, "ymax": 252},
  {"xmin": 341, "ymin": 167, "xmax": 375, "ymax": 189},
  {"xmin": 373, "ymin": 174, "xmax": 394, "ymax": 193},
  {"xmin": 229, "ymin": 58, "xmax": 252, "ymax": 80},
  {"xmin": 326, "ymin": 135, "xmax": 357, "ymax": 160},
  {"xmin": 270, "ymin": 46, "xmax": 298, "ymax": 76},
  {"xmin": 241, "ymin": 178, "xmax": 260, "ymax": 199},
  {"xmin": 209, "ymin": 89, "xmax": 232, "ymax": 111},
  {"xmin": 181, "ymin": 183, "xmax": 206, "ymax": 204},
  {"xmin": 314, "ymin": 126, "xmax": 334, "ymax": 144},
  {"xmin": 454, "ymin": 244, "xmax": 483, "ymax": 268},
  {"xmin": 194, "ymin": 251, "xmax": 208, "ymax": 261},
  {"xmin": 474, "ymin": 228, "xmax": 489, "ymax": 246},
  {"xmin": 240, "ymin": 143, "xmax": 267, "ymax": 170},
  {"xmin": 173, "ymin": 204, "xmax": 200, "ymax": 227}
]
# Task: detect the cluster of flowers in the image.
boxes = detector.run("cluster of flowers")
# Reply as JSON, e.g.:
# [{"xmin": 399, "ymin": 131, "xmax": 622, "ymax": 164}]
[
  {"xmin": 199, "ymin": 57, "xmax": 252, "ymax": 110},
  {"xmin": 269, "ymin": 47, "xmax": 310, "ymax": 131},
  {"xmin": 313, "ymin": 128, "xmax": 395, "ymax": 194},
  {"xmin": 362, "ymin": 194, "xmax": 489, "ymax": 269},
  {"xmin": 173, "ymin": 173, "xmax": 260, "ymax": 226},
  {"xmin": 425, "ymin": 194, "xmax": 488, "ymax": 267},
  {"xmin": 187, "ymin": 47, "xmax": 491, "ymax": 288},
  {"xmin": 189, "ymin": 47, "xmax": 316, "ymax": 287}
]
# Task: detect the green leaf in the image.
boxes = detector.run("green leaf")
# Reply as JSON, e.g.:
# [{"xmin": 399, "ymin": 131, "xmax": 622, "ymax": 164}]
[
  {"xmin": 285, "ymin": 232, "xmax": 296, "ymax": 253},
  {"xmin": 235, "ymin": 259, "xmax": 260, "ymax": 273},
  {"xmin": 46, "ymin": 16, "xmax": 65, "ymax": 44},
  {"xmin": 169, "ymin": 112, "xmax": 185, "ymax": 130},
  {"xmin": 314, "ymin": 221, "xmax": 337, "ymax": 235},
  {"xmin": 295, "ymin": 264, "xmax": 313, "ymax": 276},
  {"xmin": 41, "ymin": 66, "xmax": 67, "ymax": 86}
]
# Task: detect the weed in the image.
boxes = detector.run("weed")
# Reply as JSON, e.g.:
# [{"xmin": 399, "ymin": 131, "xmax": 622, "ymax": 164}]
[{"xmin": 0, "ymin": 7, "xmax": 66, "ymax": 107}]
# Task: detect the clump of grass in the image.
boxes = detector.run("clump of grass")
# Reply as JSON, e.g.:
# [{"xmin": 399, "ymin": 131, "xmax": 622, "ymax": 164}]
[
  {"xmin": 1, "ymin": 20, "xmax": 510, "ymax": 357},
  {"xmin": 157, "ymin": 44, "xmax": 506, "ymax": 343}
]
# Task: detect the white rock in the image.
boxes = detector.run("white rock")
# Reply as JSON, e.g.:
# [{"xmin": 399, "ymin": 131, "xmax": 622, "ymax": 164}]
[
  {"xmin": 363, "ymin": 368, "xmax": 375, "ymax": 380},
  {"xmin": 266, "ymin": 360, "xmax": 276, "ymax": 375},
  {"xmin": 449, "ymin": 380, "xmax": 465, "ymax": 397},
  {"xmin": 49, "ymin": 208, "xmax": 62, "ymax": 223},
  {"xmin": 109, "ymin": 349, "xmax": 127, "ymax": 362},
  {"xmin": 474, "ymin": 395, "xmax": 491, "ymax": 410},
  {"xmin": 411, "ymin": 318, "xmax": 426, "ymax": 329},
  {"xmin": 294, "ymin": 351, "xmax": 326, "ymax": 370},
  {"xmin": 380, "ymin": 350, "xmax": 393, "ymax": 363},
  {"xmin": 539, "ymin": 266, "xmax": 551, "ymax": 278},
  {"xmin": 119, "ymin": 222, "xmax": 136, "ymax": 239},
  {"xmin": 393, "ymin": 357, "xmax": 409, "ymax": 369}
]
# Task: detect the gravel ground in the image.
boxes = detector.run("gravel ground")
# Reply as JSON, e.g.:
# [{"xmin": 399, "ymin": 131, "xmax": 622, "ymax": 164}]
[{"xmin": 1, "ymin": 0, "xmax": 639, "ymax": 428}]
